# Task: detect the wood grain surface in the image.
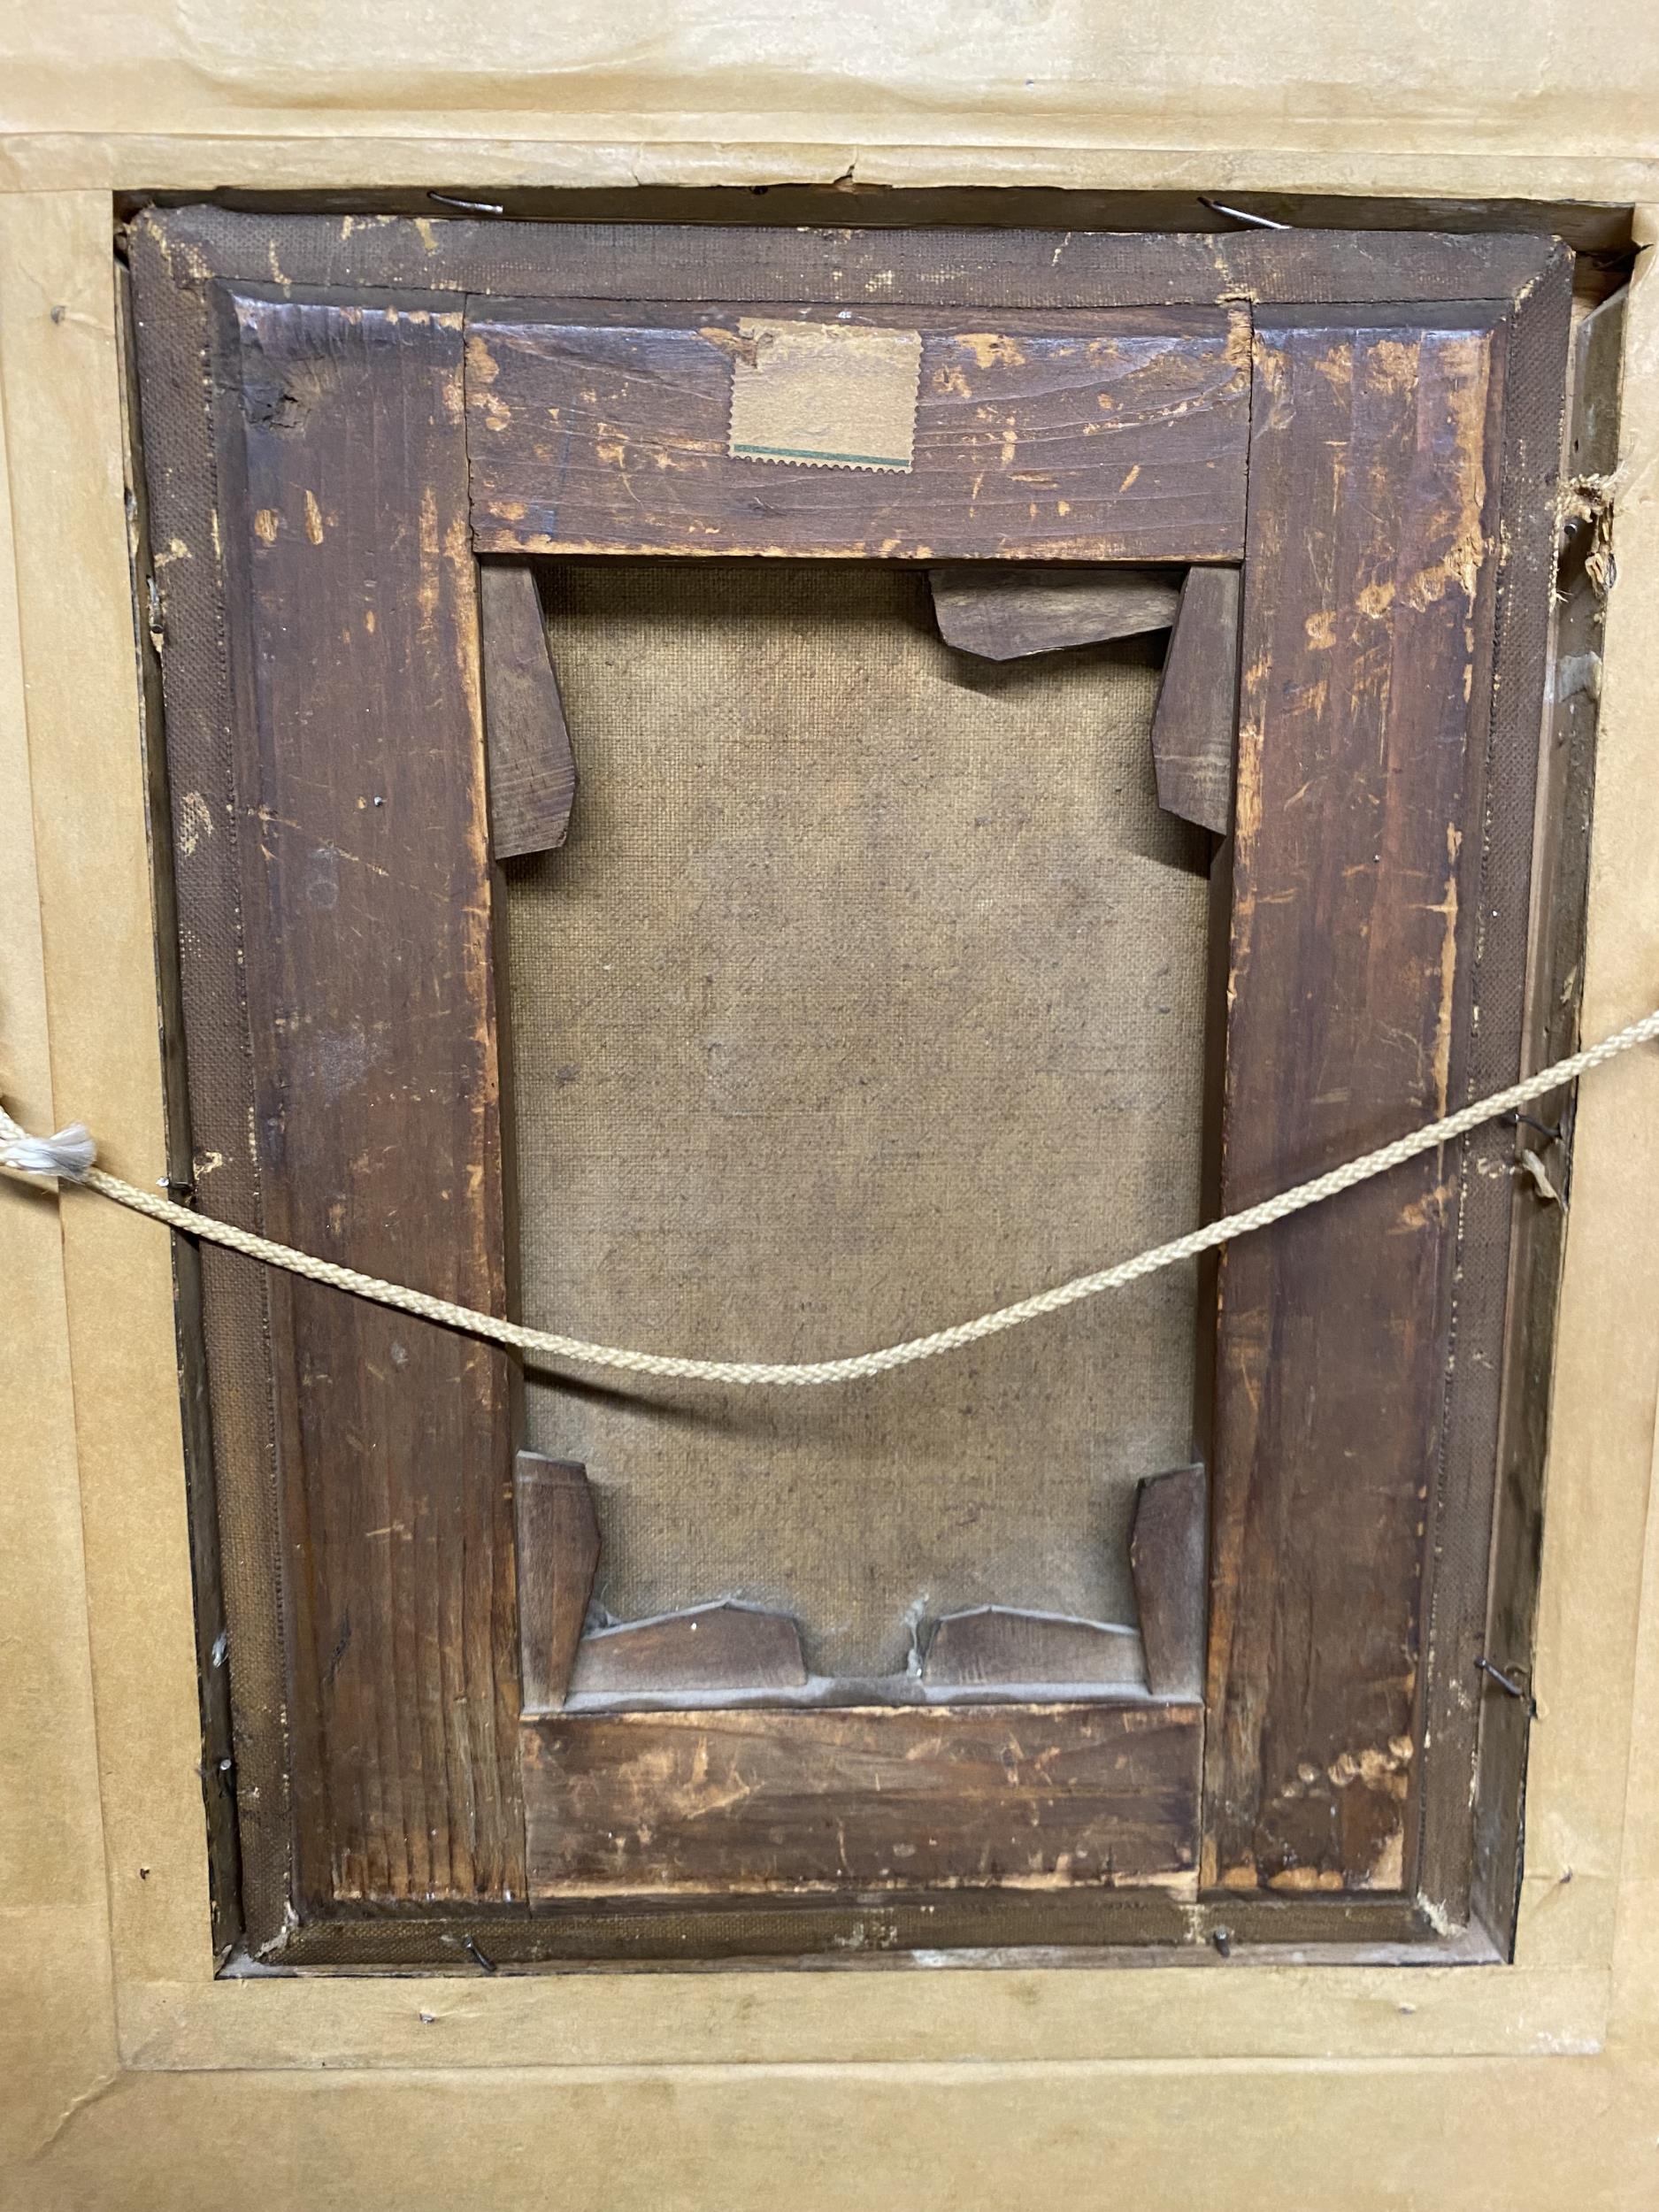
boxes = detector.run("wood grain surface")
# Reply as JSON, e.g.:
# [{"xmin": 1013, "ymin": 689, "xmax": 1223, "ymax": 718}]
[
  {"xmin": 568, "ymin": 1603, "xmax": 809, "ymax": 1700},
  {"xmin": 929, "ymin": 564, "xmax": 1181, "ymax": 657},
  {"xmin": 209, "ymin": 288, "xmax": 522, "ymax": 1904},
  {"xmin": 465, "ymin": 303, "xmax": 1249, "ymax": 561},
  {"xmin": 1203, "ymin": 305, "xmax": 1509, "ymax": 1898},
  {"xmin": 515, "ymin": 1454, "xmax": 599, "ymax": 1713},
  {"xmin": 138, "ymin": 205, "xmax": 1564, "ymax": 315},
  {"xmin": 921, "ymin": 1607, "xmax": 1148, "ymax": 1691},
  {"xmin": 1150, "ymin": 565, "xmax": 1240, "ymax": 833},
  {"xmin": 524, "ymin": 1701, "xmax": 1202, "ymax": 1895},
  {"xmin": 479, "ymin": 560, "xmax": 577, "ymax": 858},
  {"xmin": 1130, "ymin": 1465, "xmax": 1209, "ymax": 1701}
]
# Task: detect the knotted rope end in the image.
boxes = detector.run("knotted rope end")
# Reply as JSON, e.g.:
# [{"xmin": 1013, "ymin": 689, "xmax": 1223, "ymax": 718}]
[{"xmin": 1, "ymin": 1119, "xmax": 98, "ymax": 1182}]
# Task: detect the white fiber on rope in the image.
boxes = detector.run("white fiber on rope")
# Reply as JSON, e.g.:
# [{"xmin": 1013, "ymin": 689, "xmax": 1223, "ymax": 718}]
[
  {"xmin": 3, "ymin": 1005, "xmax": 1655, "ymax": 1388},
  {"xmin": 0, "ymin": 1120, "xmax": 96, "ymax": 1179}
]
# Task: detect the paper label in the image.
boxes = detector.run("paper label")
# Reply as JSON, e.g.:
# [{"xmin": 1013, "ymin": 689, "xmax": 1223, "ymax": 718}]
[{"xmin": 727, "ymin": 319, "xmax": 923, "ymax": 472}]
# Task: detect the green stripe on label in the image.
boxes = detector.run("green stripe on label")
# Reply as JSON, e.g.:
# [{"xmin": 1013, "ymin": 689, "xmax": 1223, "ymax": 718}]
[{"xmin": 732, "ymin": 442, "xmax": 911, "ymax": 470}]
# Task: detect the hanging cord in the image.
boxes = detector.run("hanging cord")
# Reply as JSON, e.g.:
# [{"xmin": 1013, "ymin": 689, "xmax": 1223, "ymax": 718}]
[{"xmin": 3, "ymin": 1005, "xmax": 1656, "ymax": 1388}]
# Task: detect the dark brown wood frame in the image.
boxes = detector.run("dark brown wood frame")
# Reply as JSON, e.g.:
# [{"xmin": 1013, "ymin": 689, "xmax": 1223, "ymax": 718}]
[{"xmin": 126, "ymin": 207, "xmax": 1576, "ymax": 1967}]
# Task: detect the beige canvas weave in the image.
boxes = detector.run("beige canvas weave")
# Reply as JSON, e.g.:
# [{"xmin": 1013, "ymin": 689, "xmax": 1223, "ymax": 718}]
[{"xmin": 509, "ymin": 561, "xmax": 1209, "ymax": 1677}]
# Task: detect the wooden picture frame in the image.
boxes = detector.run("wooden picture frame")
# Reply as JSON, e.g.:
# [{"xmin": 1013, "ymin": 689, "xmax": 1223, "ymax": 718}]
[{"xmin": 127, "ymin": 207, "xmax": 1575, "ymax": 1965}]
